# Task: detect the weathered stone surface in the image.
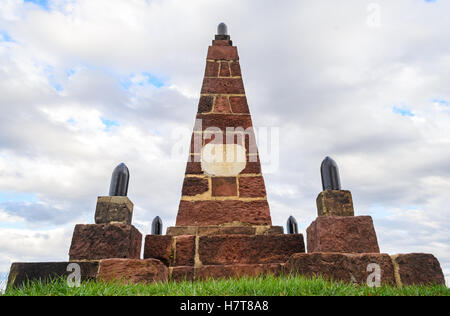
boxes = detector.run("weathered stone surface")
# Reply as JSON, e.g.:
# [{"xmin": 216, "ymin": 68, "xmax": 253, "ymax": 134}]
[
  {"xmin": 174, "ymin": 236, "xmax": 196, "ymax": 266},
  {"xmin": 239, "ymin": 176, "xmax": 267, "ymax": 198},
  {"xmin": 214, "ymin": 96, "xmax": 231, "ymax": 113},
  {"xmin": 170, "ymin": 266, "xmax": 195, "ymax": 282},
  {"xmin": 205, "ymin": 61, "xmax": 219, "ymax": 77},
  {"xmin": 212, "ymin": 177, "xmax": 237, "ymax": 197},
  {"xmin": 7, "ymin": 261, "xmax": 99, "ymax": 289},
  {"xmin": 198, "ymin": 96, "xmax": 214, "ymax": 113},
  {"xmin": 198, "ymin": 234, "xmax": 305, "ymax": 265},
  {"xmin": 392, "ymin": 253, "xmax": 445, "ymax": 286},
  {"xmin": 182, "ymin": 177, "xmax": 209, "ymax": 196},
  {"xmin": 97, "ymin": 259, "xmax": 168, "ymax": 284},
  {"xmin": 230, "ymin": 96, "xmax": 249, "ymax": 114},
  {"xmin": 176, "ymin": 200, "xmax": 272, "ymax": 226},
  {"xmin": 219, "ymin": 61, "xmax": 231, "ymax": 77},
  {"xmin": 307, "ymin": 216, "xmax": 380, "ymax": 254},
  {"xmin": 166, "ymin": 225, "xmax": 284, "ymax": 236},
  {"xmin": 194, "ymin": 114, "xmax": 252, "ymax": 131},
  {"xmin": 95, "ymin": 196, "xmax": 133, "ymax": 225},
  {"xmin": 143, "ymin": 235, "xmax": 173, "ymax": 265},
  {"xmin": 201, "ymin": 78, "xmax": 245, "ymax": 95},
  {"xmin": 316, "ymin": 190, "xmax": 354, "ymax": 217},
  {"xmin": 196, "ymin": 264, "xmax": 283, "ymax": 280},
  {"xmin": 230, "ymin": 61, "xmax": 242, "ymax": 77},
  {"xmin": 285, "ymin": 253, "xmax": 396, "ymax": 285},
  {"xmin": 185, "ymin": 156, "xmax": 203, "ymax": 175},
  {"xmin": 207, "ymin": 45, "xmax": 239, "ymax": 60},
  {"xmin": 69, "ymin": 224, "xmax": 142, "ymax": 260}
]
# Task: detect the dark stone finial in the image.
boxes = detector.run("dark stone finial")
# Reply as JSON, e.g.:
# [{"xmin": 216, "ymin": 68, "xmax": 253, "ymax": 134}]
[
  {"xmin": 151, "ymin": 216, "xmax": 163, "ymax": 235},
  {"xmin": 287, "ymin": 216, "xmax": 298, "ymax": 234},
  {"xmin": 217, "ymin": 22, "xmax": 228, "ymax": 36},
  {"xmin": 109, "ymin": 163, "xmax": 130, "ymax": 197},
  {"xmin": 321, "ymin": 156, "xmax": 341, "ymax": 191}
]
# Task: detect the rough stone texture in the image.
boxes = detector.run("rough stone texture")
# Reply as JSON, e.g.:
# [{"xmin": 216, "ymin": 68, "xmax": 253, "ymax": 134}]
[
  {"xmin": 239, "ymin": 176, "xmax": 267, "ymax": 198},
  {"xmin": 219, "ymin": 61, "xmax": 231, "ymax": 77},
  {"xmin": 196, "ymin": 264, "xmax": 283, "ymax": 280},
  {"xmin": 185, "ymin": 157, "xmax": 203, "ymax": 175},
  {"xmin": 174, "ymin": 236, "xmax": 196, "ymax": 266},
  {"xmin": 194, "ymin": 114, "xmax": 252, "ymax": 131},
  {"xmin": 285, "ymin": 253, "xmax": 396, "ymax": 285},
  {"xmin": 176, "ymin": 200, "xmax": 271, "ymax": 226},
  {"xmin": 207, "ymin": 45, "xmax": 239, "ymax": 60},
  {"xmin": 143, "ymin": 235, "xmax": 173, "ymax": 266},
  {"xmin": 95, "ymin": 196, "xmax": 134, "ymax": 225},
  {"xmin": 230, "ymin": 62, "xmax": 242, "ymax": 77},
  {"xmin": 307, "ymin": 216, "xmax": 380, "ymax": 254},
  {"xmin": 392, "ymin": 253, "xmax": 445, "ymax": 286},
  {"xmin": 198, "ymin": 234, "xmax": 305, "ymax": 265},
  {"xmin": 69, "ymin": 224, "xmax": 142, "ymax": 261},
  {"xmin": 7, "ymin": 261, "xmax": 99, "ymax": 289},
  {"xmin": 170, "ymin": 266, "xmax": 195, "ymax": 282},
  {"xmin": 214, "ymin": 96, "xmax": 231, "ymax": 113},
  {"xmin": 201, "ymin": 78, "xmax": 245, "ymax": 95},
  {"xmin": 205, "ymin": 61, "xmax": 219, "ymax": 78},
  {"xmin": 182, "ymin": 177, "xmax": 209, "ymax": 196},
  {"xmin": 166, "ymin": 225, "xmax": 284, "ymax": 236},
  {"xmin": 316, "ymin": 190, "xmax": 354, "ymax": 217},
  {"xmin": 198, "ymin": 96, "xmax": 214, "ymax": 113},
  {"xmin": 230, "ymin": 96, "xmax": 249, "ymax": 114},
  {"xmin": 97, "ymin": 259, "xmax": 168, "ymax": 284},
  {"xmin": 212, "ymin": 177, "xmax": 237, "ymax": 197}
]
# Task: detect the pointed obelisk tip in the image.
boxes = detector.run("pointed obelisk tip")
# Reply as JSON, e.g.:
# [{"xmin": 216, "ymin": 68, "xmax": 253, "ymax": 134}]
[
  {"xmin": 286, "ymin": 216, "xmax": 298, "ymax": 234},
  {"xmin": 151, "ymin": 216, "xmax": 163, "ymax": 235},
  {"xmin": 217, "ymin": 22, "xmax": 228, "ymax": 36},
  {"xmin": 320, "ymin": 156, "xmax": 342, "ymax": 191},
  {"xmin": 109, "ymin": 163, "xmax": 130, "ymax": 197}
]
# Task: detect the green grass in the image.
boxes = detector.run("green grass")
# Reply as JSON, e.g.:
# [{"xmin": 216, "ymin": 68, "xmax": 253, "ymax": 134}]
[{"xmin": 2, "ymin": 275, "xmax": 449, "ymax": 296}]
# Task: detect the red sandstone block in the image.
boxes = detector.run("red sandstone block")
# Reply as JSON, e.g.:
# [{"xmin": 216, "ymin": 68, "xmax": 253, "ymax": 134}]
[
  {"xmin": 185, "ymin": 155, "xmax": 203, "ymax": 175},
  {"xmin": 220, "ymin": 61, "xmax": 231, "ymax": 77},
  {"xmin": 212, "ymin": 40, "xmax": 232, "ymax": 46},
  {"xmin": 174, "ymin": 236, "xmax": 196, "ymax": 266},
  {"xmin": 198, "ymin": 95, "xmax": 214, "ymax": 113},
  {"xmin": 230, "ymin": 96, "xmax": 249, "ymax": 114},
  {"xmin": 212, "ymin": 177, "xmax": 238, "ymax": 197},
  {"xmin": 230, "ymin": 61, "xmax": 242, "ymax": 77},
  {"xmin": 316, "ymin": 190, "xmax": 354, "ymax": 217},
  {"xmin": 194, "ymin": 114, "xmax": 253, "ymax": 131},
  {"xmin": 285, "ymin": 253, "xmax": 396, "ymax": 285},
  {"xmin": 69, "ymin": 224, "xmax": 142, "ymax": 261},
  {"xmin": 182, "ymin": 177, "xmax": 209, "ymax": 196},
  {"xmin": 201, "ymin": 78, "xmax": 245, "ymax": 94},
  {"xmin": 198, "ymin": 234, "xmax": 305, "ymax": 265},
  {"xmin": 239, "ymin": 176, "xmax": 267, "ymax": 198},
  {"xmin": 97, "ymin": 259, "xmax": 168, "ymax": 284},
  {"xmin": 143, "ymin": 235, "xmax": 173, "ymax": 265},
  {"xmin": 213, "ymin": 96, "xmax": 231, "ymax": 113},
  {"xmin": 190, "ymin": 133, "xmax": 202, "ymax": 155},
  {"xmin": 306, "ymin": 216, "xmax": 380, "ymax": 253},
  {"xmin": 171, "ymin": 266, "xmax": 195, "ymax": 282},
  {"xmin": 392, "ymin": 253, "xmax": 445, "ymax": 286},
  {"xmin": 205, "ymin": 61, "xmax": 219, "ymax": 77},
  {"xmin": 241, "ymin": 157, "xmax": 262, "ymax": 174},
  {"xmin": 176, "ymin": 200, "xmax": 272, "ymax": 226},
  {"xmin": 196, "ymin": 264, "xmax": 283, "ymax": 281},
  {"xmin": 207, "ymin": 45, "xmax": 239, "ymax": 60}
]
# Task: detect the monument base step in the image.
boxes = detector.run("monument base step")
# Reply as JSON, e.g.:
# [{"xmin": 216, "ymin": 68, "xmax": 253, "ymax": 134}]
[
  {"xmin": 6, "ymin": 253, "xmax": 445, "ymax": 290},
  {"xmin": 166, "ymin": 225, "xmax": 284, "ymax": 236}
]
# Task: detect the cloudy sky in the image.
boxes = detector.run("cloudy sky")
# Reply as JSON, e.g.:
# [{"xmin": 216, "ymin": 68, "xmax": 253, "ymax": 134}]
[{"xmin": 0, "ymin": 0, "xmax": 449, "ymax": 287}]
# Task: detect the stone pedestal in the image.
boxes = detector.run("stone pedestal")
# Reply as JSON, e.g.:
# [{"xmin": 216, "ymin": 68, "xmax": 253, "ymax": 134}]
[
  {"xmin": 307, "ymin": 216, "xmax": 380, "ymax": 253},
  {"xmin": 97, "ymin": 259, "xmax": 168, "ymax": 284},
  {"xmin": 166, "ymin": 225, "xmax": 283, "ymax": 236},
  {"xmin": 69, "ymin": 224, "xmax": 142, "ymax": 260},
  {"xmin": 95, "ymin": 196, "xmax": 133, "ymax": 225},
  {"xmin": 316, "ymin": 190, "xmax": 354, "ymax": 217}
]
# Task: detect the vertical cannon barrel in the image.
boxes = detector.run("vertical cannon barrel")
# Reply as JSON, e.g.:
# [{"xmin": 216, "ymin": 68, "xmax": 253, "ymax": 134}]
[
  {"xmin": 109, "ymin": 163, "xmax": 130, "ymax": 197},
  {"xmin": 151, "ymin": 216, "xmax": 163, "ymax": 235},
  {"xmin": 320, "ymin": 157, "xmax": 341, "ymax": 191},
  {"xmin": 286, "ymin": 216, "xmax": 299, "ymax": 234}
]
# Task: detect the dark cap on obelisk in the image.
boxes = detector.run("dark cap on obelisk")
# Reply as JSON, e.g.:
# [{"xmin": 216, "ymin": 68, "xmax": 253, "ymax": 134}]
[
  {"xmin": 215, "ymin": 22, "xmax": 232, "ymax": 44},
  {"xmin": 286, "ymin": 216, "xmax": 299, "ymax": 234},
  {"xmin": 151, "ymin": 216, "xmax": 163, "ymax": 235},
  {"xmin": 109, "ymin": 163, "xmax": 130, "ymax": 196},
  {"xmin": 320, "ymin": 157, "xmax": 341, "ymax": 191}
]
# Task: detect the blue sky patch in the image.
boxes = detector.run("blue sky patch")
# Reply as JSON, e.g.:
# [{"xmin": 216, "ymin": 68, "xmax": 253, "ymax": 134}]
[
  {"xmin": 101, "ymin": 118, "xmax": 120, "ymax": 131},
  {"xmin": 0, "ymin": 192, "xmax": 38, "ymax": 204},
  {"xmin": 0, "ymin": 31, "xmax": 14, "ymax": 43},
  {"xmin": 432, "ymin": 99, "xmax": 449, "ymax": 107},
  {"xmin": 24, "ymin": 0, "xmax": 50, "ymax": 10},
  {"xmin": 120, "ymin": 72, "xmax": 165, "ymax": 90},
  {"xmin": 393, "ymin": 106, "xmax": 415, "ymax": 117}
]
